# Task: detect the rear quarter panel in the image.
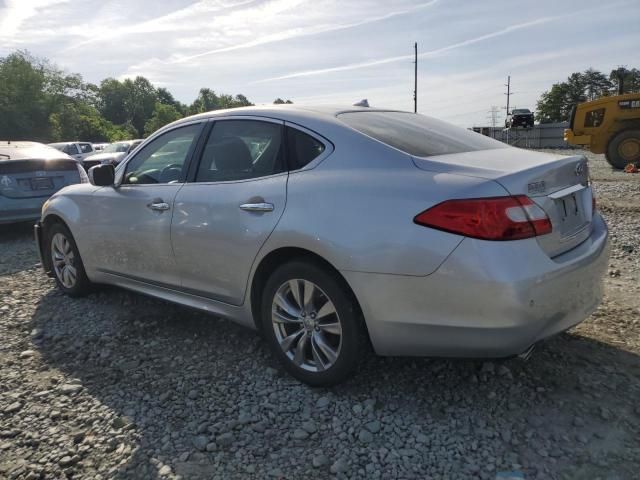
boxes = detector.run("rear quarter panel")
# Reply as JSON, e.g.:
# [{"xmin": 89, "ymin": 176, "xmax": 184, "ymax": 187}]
[{"xmin": 262, "ymin": 128, "xmax": 509, "ymax": 276}]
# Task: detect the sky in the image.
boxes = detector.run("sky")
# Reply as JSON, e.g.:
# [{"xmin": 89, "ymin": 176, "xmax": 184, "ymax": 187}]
[{"xmin": 1, "ymin": 0, "xmax": 639, "ymax": 127}]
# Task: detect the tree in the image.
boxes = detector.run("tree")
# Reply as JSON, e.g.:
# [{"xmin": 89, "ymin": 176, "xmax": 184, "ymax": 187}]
[
  {"xmin": 537, "ymin": 69, "xmax": 616, "ymax": 123},
  {"xmin": 98, "ymin": 78, "xmax": 130, "ymax": 125},
  {"xmin": 609, "ymin": 67, "xmax": 640, "ymax": 94},
  {"xmin": 123, "ymin": 76, "xmax": 158, "ymax": 136},
  {"xmin": 0, "ymin": 49, "xmax": 256, "ymax": 142},
  {"xmin": 144, "ymin": 102, "xmax": 182, "ymax": 136},
  {"xmin": 189, "ymin": 88, "xmax": 219, "ymax": 114},
  {"xmin": 274, "ymin": 98, "xmax": 293, "ymax": 104},
  {"xmin": 0, "ymin": 51, "xmax": 50, "ymax": 140}
]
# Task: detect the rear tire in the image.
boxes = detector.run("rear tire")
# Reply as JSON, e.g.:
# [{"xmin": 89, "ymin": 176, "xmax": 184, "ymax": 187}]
[
  {"xmin": 260, "ymin": 260, "xmax": 368, "ymax": 386},
  {"xmin": 45, "ymin": 222, "xmax": 91, "ymax": 296},
  {"xmin": 606, "ymin": 129, "xmax": 640, "ymax": 169}
]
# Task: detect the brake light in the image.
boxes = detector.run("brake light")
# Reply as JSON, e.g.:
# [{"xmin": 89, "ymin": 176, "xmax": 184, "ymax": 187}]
[
  {"xmin": 592, "ymin": 193, "xmax": 596, "ymax": 212},
  {"xmin": 414, "ymin": 195, "xmax": 552, "ymax": 241}
]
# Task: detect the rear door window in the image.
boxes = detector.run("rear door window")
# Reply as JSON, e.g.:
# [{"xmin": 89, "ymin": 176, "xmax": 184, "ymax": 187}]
[
  {"xmin": 79, "ymin": 143, "xmax": 93, "ymax": 154},
  {"xmin": 195, "ymin": 120, "xmax": 284, "ymax": 182},
  {"xmin": 338, "ymin": 111, "xmax": 507, "ymax": 157}
]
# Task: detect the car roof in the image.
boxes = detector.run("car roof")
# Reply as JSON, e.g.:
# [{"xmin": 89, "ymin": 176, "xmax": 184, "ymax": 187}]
[
  {"xmin": 0, "ymin": 141, "xmax": 74, "ymax": 161},
  {"xmin": 169, "ymin": 104, "xmax": 408, "ymax": 131}
]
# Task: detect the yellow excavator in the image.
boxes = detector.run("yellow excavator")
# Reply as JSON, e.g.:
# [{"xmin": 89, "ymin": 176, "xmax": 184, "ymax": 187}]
[{"xmin": 564, "ymin": 92, "xmax": 640, "ymax": 169}]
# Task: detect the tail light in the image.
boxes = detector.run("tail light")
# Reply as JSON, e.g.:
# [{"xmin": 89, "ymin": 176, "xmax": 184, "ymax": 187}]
[
  {"xmin": 414, "ymin": 195, "xmax": 552, "ymax": 241},
  {"xmin": 592, "ymin": 193, "xmax": 596, "ymax": 212}
]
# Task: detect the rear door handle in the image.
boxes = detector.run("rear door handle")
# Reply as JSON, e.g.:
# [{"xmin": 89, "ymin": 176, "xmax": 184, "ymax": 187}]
[
  {"xmin": 239, "ymin": 202, "xmax": 274, "ymax": 212},
  {"xmin": 147, "ymin": 199, "xmax": 170, "ymax": 211}
]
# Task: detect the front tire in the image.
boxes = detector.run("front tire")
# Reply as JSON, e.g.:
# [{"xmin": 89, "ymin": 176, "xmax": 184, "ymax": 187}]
[
  {"xmin": 606, "ymin": 129, "xmax": 640, "ymax": 169},
  {"xmin": 46, "ymin": 222, "xmax": 91, "ymax": 296},
  {"xmin": 261, "ymin": 261, "xmax": 368, "ymax": 386}
]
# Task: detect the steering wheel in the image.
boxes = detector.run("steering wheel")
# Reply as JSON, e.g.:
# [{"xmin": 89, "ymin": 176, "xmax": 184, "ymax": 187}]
[{"xmin": 160, "ymin": 163, "xmax": 182, "ymax": 182}]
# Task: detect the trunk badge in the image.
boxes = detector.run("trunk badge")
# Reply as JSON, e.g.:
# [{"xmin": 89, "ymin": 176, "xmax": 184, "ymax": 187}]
[
  {"xmin": 575, "ymin": 162, "xmax": 586, "ymax": 176},
  {"xmin": 0, "ymin": 175, "xmax": 11, "ymax": 187},
  {"xmin": 528, "ymin": 180, "xmax": 546, "ymax": 194}
]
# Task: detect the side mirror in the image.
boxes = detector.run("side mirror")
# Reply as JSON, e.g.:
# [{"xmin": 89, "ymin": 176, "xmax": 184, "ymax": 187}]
[{"xmin": 88, "ymin": 163, "xmax": 115, "ymax": 186}]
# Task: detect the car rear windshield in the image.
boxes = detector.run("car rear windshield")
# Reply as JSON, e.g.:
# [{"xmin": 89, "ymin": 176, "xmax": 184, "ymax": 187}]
[{"xmin": 338, "ymin": 111, "xmax": 507, "ymax": 157}]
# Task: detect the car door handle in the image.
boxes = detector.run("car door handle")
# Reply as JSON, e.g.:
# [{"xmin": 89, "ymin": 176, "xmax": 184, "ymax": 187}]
[
  {"xmin": 147, "ymin": 200, "xmax": 170, "ymax": 211},
  {"xmin": 239, "ymin": 202, "xmax": 274, "ymax": 212}
]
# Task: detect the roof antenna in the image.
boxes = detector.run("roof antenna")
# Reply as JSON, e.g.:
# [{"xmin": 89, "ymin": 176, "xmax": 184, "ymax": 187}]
[{"xmin": 353, "ymin": 99, "xmax": 369, "ymax": 107}]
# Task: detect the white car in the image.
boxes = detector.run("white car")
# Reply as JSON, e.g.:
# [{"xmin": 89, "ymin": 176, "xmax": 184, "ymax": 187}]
[{"xmin": 48, "ymin": 142, "xmax": 95, "ymax": 163}]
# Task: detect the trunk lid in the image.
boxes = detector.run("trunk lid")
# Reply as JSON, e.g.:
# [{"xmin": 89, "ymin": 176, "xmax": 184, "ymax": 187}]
[
  {"xmin": 0, "ymin": 159, "xmax": 80, "ymax": 199},
  {"xmin": 412, "ymin": 148, "xmax": 593, "ymax": 257}
]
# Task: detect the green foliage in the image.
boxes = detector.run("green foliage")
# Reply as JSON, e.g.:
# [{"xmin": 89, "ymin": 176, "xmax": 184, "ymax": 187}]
[
  {"xmin": 0, "ymin": 50, "xmax": 254, "ymax": 142},
  {"xmin": 144, "ymin": 102, "xmax": 182, "ymax": 136},
  {"xmin": 274, "ymin": 98, "xmax": 293, "ymax": 104},
  {"xmin": 536, "ymin": 67, "xmax": 639, "ymax": 123}
]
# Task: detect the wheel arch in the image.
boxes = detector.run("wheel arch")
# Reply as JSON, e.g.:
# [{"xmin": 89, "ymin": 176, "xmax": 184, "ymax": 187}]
[
  {"xmin": 249, "ymin": 246, "xmax": 369, "ymax": 338},
  {"xmin": 40, "ymin": 213, "xmax": 70, "ymax": 273}
]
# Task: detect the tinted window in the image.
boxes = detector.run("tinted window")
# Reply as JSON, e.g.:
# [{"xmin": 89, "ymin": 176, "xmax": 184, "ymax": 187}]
[
  {"xmin": 286, "ymin": 127, "xmax": 325, "ymax": 169},
  {"xmin": 195, "ymin": 120, "xmax": 284, "ymax": 182},
  {"xmin": 123, "ymin": 124, "xmax": 201, "ymax": 185},
  {"xmin": 79, "ymin": 143, "xmax": 93, "ymax": 153},
  {"xmin": 64, "ymin": 144, "xmax": 79, "ymax": 155},
  {"xmin": 338, "ymin": 111, "xmax": 507, "ymax": 157}
]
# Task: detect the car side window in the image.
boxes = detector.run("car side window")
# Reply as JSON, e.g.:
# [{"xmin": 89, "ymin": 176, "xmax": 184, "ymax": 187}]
[
  {"xmin": 286, "ymin": 126, "xmax": 325, "ymax": 169},
  {"xmin": 79, "ymin": 143, "xmax": 93, "ymax": 154},
  {"xmin": 64, "ymin": 144, "xmax": 79, "ymax": 155},
  {"xmin": 123, "ymin": 124, "xmax": 201, "ymax": 185},
  {"xmin": 195, "ymin": 120, "xmax": 284, "ymax": 182}
]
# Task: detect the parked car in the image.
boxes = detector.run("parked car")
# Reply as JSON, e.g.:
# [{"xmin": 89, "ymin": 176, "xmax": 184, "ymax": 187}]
[
  {"xmin": 1, "ymin": 141, "xmax": 87, "ymax": 225},
  {"xmin": 48, "ymin": 142, "xmax": 95, "ymax": 162},
  {"xmin": 83, "ymin": 140, "xmax": 143, "ymax": 169},
  {"xmin": 92, "ymin": 143, "xmax": 110, "ymax": 152},
  {"xmin": 505, "ymin": 108, "xmax": 535, "ymax": 129},
  {"xmin": 35, "ymin": 106, "xmax": 609, "ymax": 386}
]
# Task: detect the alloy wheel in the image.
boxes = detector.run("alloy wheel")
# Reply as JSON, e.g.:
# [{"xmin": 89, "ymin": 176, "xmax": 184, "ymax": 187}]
[
  {"xmin": 271, "ymin": 279, "xmax": 342, "ymax": 372},
  {"xmin": 51, "ymin": 232, "xmax": 77, "ymax": 289}
]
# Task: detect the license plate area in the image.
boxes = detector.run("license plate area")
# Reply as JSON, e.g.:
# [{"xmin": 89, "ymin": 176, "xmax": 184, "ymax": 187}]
[
  {"xmin": 30, "ymin": 177, "xmax": 54, "ymax": 191},
  {"xmin": 556, "ymin": 192, "xmax": 587, "ymax": 236}
]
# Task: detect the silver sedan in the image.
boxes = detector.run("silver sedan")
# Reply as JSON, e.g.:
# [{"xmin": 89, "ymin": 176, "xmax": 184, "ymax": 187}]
[{"xmin": 35, "ymin": 106, "xmax": 610, "ymax": 386}]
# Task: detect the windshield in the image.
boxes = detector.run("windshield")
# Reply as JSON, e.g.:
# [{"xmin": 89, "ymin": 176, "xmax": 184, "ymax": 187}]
[
  {"xmin": 103, "ymin": 142, "xmax": 129, "ymax": 153},
  {"xmin": 512, "ymin": 109, "xmax": 531, "ymax": 114},
  {"xmin": 338, "ymin": 111, "xmax": 507, "ymax": 157}
]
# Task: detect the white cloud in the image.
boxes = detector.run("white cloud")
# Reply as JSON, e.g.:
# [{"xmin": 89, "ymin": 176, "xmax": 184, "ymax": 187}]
[{"xmin": 252, "ymin": 15, "xmax": 563, "ymax": 83}]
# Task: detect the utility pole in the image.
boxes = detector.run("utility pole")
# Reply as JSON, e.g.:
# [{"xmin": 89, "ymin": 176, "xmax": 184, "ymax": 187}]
[
  {"xmin": 413, "ymin": 42, "xmax": 418, "ymax": 113},
  {"xmin": 504, "ymin": 75, "xmax": 512, "ymax": 116}
]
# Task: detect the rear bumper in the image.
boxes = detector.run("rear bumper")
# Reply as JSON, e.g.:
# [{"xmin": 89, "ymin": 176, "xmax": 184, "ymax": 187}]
[
  {"xmin": 343, "ymin": 214, "xmax": 610, "ymax": 357},
  {"xmin": 0, "ymin": 196, "xmax": 47, "ymax": 225}
]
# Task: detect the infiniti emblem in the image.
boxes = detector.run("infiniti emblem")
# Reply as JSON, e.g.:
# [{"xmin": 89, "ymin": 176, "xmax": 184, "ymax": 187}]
[{"xmin": 574, "ymin": 162, "xmax": 586, "ymax": 176}]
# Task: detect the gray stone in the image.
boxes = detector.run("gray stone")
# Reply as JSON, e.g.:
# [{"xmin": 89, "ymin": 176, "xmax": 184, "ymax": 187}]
[
  {"xmin": 216, "ymin": 432, "xmax": 235, "ymax": 447},
  {"xmin": 358, "ymin": 429, "xmax": 374, "ymax": 443},
  {"xmin": 312, "ymin": 454, "xmax": 329, "ymax": 468},
  {"xmin": 330, "ymin": 458, "xmax": 349, "ymax": 474},
  {"xmin": 192, "ymin": 435, "xmax": 208, "ymax": 451}
]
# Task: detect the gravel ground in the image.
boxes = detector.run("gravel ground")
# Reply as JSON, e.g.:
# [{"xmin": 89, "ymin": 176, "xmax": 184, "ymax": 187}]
[{"xmin": 1, "ymin": 150, "xmax": 639, "ymax": 480}]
